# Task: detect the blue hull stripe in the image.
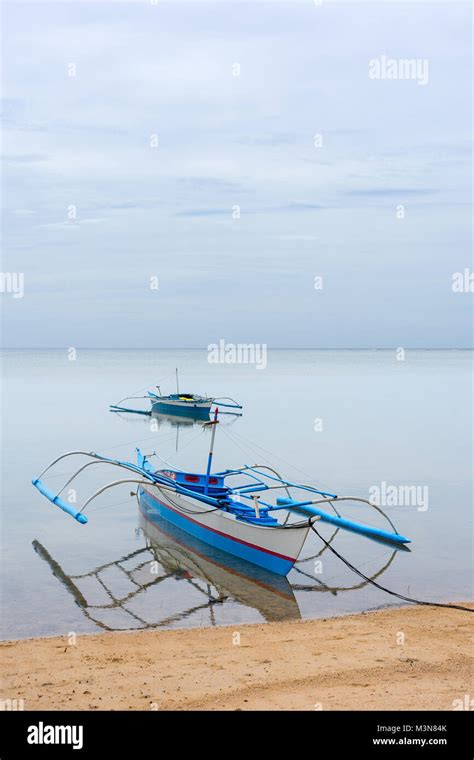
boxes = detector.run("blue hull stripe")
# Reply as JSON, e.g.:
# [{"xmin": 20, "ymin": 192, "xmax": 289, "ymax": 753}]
[
  {"xmin": 140, "ymin": 489, "xmax": 294, "ymax": 576},
  {"xmin": 151, "ymin": 402, "xmax": 210, "ymax": 418}
]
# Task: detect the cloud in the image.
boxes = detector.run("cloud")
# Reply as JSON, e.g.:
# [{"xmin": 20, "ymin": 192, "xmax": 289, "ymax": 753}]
[
  {"xmin": 1, "ymin": 0, "xmax": 471, "ymax": 348},
  {"xmin": 177, "ymin": 202, "xmax": 325, "ymax": 217},
  {"xmin": 270, "ymin": 235, "xmax": 319, "ymax": 241},
  {"xmin": 235, "ymin": 134, "xmax": 296, "ymax": 146},
  {"xmin": 2, "ymin": 154, "xmax": 48, "ymax": 163},
  {"xmin": 175, "ymin": 208, "xmax": 233, "ymax": 217},
  {"xmin": 107, "ymin": 201, "xmax": 145, "ymax": 210},
  {"xmin": 178, "ymin": 177, "xmax": 246, "ymax": 193},
  {"xmin": 287, "ymin": 202, "xmax": 324, "ymax": 211},
  {"xmin": 37, "ymin": 218, "xmax": 107, "ymax": 230},
  {"xmin": 346, "ymin": 188, "xmax": 436, "ymax": 197}
]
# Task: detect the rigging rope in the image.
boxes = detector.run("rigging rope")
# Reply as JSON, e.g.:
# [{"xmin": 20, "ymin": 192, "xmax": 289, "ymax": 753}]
[
  {"xmin": 226, "ymin": 427, "xmax": 327, "ymax": 486},
  {"xmin": 96, "ymin": 424, "xmax": 199, "ymax": 454}
]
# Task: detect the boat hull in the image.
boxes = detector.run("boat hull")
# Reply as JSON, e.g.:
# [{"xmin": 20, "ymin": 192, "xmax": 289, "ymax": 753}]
[
  {"xmin": 139, "ymin": 486, "xmax": 308, "ymax": 576},
  {"xmin": 138, "ymin": 503, "xmax": 300, "ymax": 622},
  {"xmin": 150, "ymin": 399, "xmax": 212, "ymax": 419}
]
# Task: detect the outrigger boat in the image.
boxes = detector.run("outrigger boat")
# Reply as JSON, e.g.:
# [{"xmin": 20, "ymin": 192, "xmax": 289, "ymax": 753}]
[
  {"xmin": 148, "ymin": 391, "xmax": 213, "ymax": 418},
  {"xmin": 32, "ymin": 410, "xmax": 410, "ymax": 577},
  {"xmin": 110, "ymin": 368, "xmax": 242, "ymax": 420}
]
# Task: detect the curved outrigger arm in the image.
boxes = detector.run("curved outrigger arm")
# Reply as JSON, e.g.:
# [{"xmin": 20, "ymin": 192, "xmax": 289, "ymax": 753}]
[
  {"xmin": 51, "ymin": 458, "xmax": 154, "ymax": 500},
  {"xmin": 33, "ymin": 450, "xmax": 156, "ymax": 483},
  {"xmin": 274, "ymin": 496, "xmax": 410, "ymax": 545},
  {"xmin": 217, "ymin": 463, "xmax": 410, "ymax": 546},
  {"xmin": 32, "ymin": 451, "xmax": 411, "ymax": 546},
  {"xmin": 31, "ymin": 448, "xmax": 226, "ymax": 526},
  {"xmin": 212, "ymin": 397, "xmax": 243, "ymax": 410},
  {"xmin": 79, "ymin": 479, "xmax": 176, "ymax": 514},
  {"xmin": 33, "ymin": 477, "xmax": 177, "ymax": 526},
  {"xmin": 31, "ymin": 450, "xmax": 160, "ymax": 525}
]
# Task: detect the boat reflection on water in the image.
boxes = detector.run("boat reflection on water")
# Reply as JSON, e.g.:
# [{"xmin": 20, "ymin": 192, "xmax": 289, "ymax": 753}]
[
  {"xmin": 149, "ymin": 412, "xmax": 205, "ymax": 452},
  {"xmin": 32, "ymin": 500, "xmax": 300, "ymax": 632},
  {"xmin": 32, "ymin": 497, "xmax": 404, "ymax": 632},
  {"xmin": 111, "ymin": 408, "xmax": 241, "ymax": 452},
  {"xmin": 139, "ymin": 498, "xmax": 300, "ymax": 624},
  {"xmin": 110, "ymin": 408, "xmax": 207, "ymax": 432}
]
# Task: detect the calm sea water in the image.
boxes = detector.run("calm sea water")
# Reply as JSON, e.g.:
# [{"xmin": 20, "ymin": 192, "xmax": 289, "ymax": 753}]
[{"xmin": 1, "ymin": 349, "xmax": 472, "ymax": 639}]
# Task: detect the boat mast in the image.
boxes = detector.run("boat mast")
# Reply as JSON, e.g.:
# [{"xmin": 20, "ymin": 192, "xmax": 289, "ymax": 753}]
[
  {"xmin": 176, "ymin": 368, "xmax": 179, "ymax": 395},
  {"xmin": 204, "ymin": 407, "xmax": 219, "ymax": 495}
]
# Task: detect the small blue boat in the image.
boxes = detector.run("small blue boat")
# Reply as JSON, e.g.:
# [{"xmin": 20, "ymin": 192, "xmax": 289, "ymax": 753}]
[
  {"xmin": 110, "ymin": 368, "xmax": 242, "ymax": 420},
  {"xmin": 147, "ymin": 391, "xmax": 213, "ymax": 419}
]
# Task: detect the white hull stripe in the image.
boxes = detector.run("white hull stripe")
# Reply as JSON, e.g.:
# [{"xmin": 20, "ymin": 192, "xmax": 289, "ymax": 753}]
[{"xmin": 152, "ymin": 495, "xmax": 297, "ymax": 562}]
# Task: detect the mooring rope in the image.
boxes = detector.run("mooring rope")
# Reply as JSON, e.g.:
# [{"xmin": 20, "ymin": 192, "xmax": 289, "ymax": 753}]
[{"xmin": 309, "ymin": 522, "xmax": 473, "ymax": 613}]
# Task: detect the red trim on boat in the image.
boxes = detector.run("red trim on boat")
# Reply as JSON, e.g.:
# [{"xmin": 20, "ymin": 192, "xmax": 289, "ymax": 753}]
[{"xmin": 143, "ymin": 489, "xmax": 296, "ymax": 563}]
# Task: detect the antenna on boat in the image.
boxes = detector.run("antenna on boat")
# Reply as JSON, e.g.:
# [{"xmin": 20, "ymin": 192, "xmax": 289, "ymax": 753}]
[
  {"xmin": 204, "ymin": 407, "xmax": 219, "ymax": 495},
  {"xmin": 176, "ymin": 368, "xmax": 179, "ymax": 395}
]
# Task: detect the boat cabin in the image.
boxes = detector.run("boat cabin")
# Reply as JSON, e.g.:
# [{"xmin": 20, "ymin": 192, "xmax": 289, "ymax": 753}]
[{"xmin": 159, "ymin": 470, "xmax": 229, "ymax": 497}]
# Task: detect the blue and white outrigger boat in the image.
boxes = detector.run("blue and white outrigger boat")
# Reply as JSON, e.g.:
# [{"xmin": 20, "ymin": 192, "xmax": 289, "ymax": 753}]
[
  {"xmin": 32, "ymin": 410, "xmax": 410, "ymax": 576},
  {"xmin": 110, "ymin": 368, "xmax": 242, "ymax": 420}
]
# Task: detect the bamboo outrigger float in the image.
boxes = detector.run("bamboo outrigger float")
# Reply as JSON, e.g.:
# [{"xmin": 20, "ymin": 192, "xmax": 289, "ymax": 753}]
[{"xmin": 32, "ymin": 409, "xmax": 410, "ymax": 577}]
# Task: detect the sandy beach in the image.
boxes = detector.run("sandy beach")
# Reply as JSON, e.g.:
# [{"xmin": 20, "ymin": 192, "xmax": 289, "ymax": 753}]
[{"xmin": 1, "ymin": 603, "xmax": 472, "ymax": 711}]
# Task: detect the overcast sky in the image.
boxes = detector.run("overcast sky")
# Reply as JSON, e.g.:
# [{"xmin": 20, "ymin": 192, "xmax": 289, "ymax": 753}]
[{"xmin": 1, "ymin": 1, "xmax": 472, "ymax": 348}]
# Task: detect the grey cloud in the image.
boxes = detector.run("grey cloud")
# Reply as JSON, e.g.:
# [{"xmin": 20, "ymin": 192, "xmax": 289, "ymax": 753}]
[
  {"xmin": 2, "ymin": 154, "xmax": 49, "ymax": 163},
  {"xmin": 346, "ymin": 188, "xmax": 437, "ymax": 197}
]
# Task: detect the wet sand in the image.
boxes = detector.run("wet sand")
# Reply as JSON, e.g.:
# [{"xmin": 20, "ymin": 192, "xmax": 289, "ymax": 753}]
[{"xmin": 1, "ymin": 603, "xmax": 472, "ymax": 711}]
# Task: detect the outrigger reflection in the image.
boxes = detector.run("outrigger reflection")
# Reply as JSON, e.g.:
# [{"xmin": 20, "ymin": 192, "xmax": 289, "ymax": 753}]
[{"xmin": 32, "ymin": 409, "xmax": 410, "ymax": 577}]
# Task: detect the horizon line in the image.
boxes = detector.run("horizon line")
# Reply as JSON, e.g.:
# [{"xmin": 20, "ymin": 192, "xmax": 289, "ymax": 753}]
[{"xmin": 1, "ymin": 347, "xmax": 472, "ymax": 352}]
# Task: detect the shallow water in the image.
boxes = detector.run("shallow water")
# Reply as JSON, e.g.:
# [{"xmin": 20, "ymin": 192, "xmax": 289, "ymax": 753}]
[{"xmin": 1, "ymin": 349, "xmax": 472, "ymax": 639}]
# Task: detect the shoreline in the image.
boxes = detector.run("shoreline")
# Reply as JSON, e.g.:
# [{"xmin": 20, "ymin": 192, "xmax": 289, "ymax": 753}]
[{"xmin": 1, "ymin": 602, "xmax": 472, "ymax": 711}]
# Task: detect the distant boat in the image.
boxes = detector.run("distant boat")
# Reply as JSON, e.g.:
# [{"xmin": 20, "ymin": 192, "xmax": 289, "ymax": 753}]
[
  {"xmin": 110, "ymin": 368, "xmax": 242, "ymax": 420},
  {"xmin": 147, "ymin": 390, "xmax": 213, "ymax": 419}
]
